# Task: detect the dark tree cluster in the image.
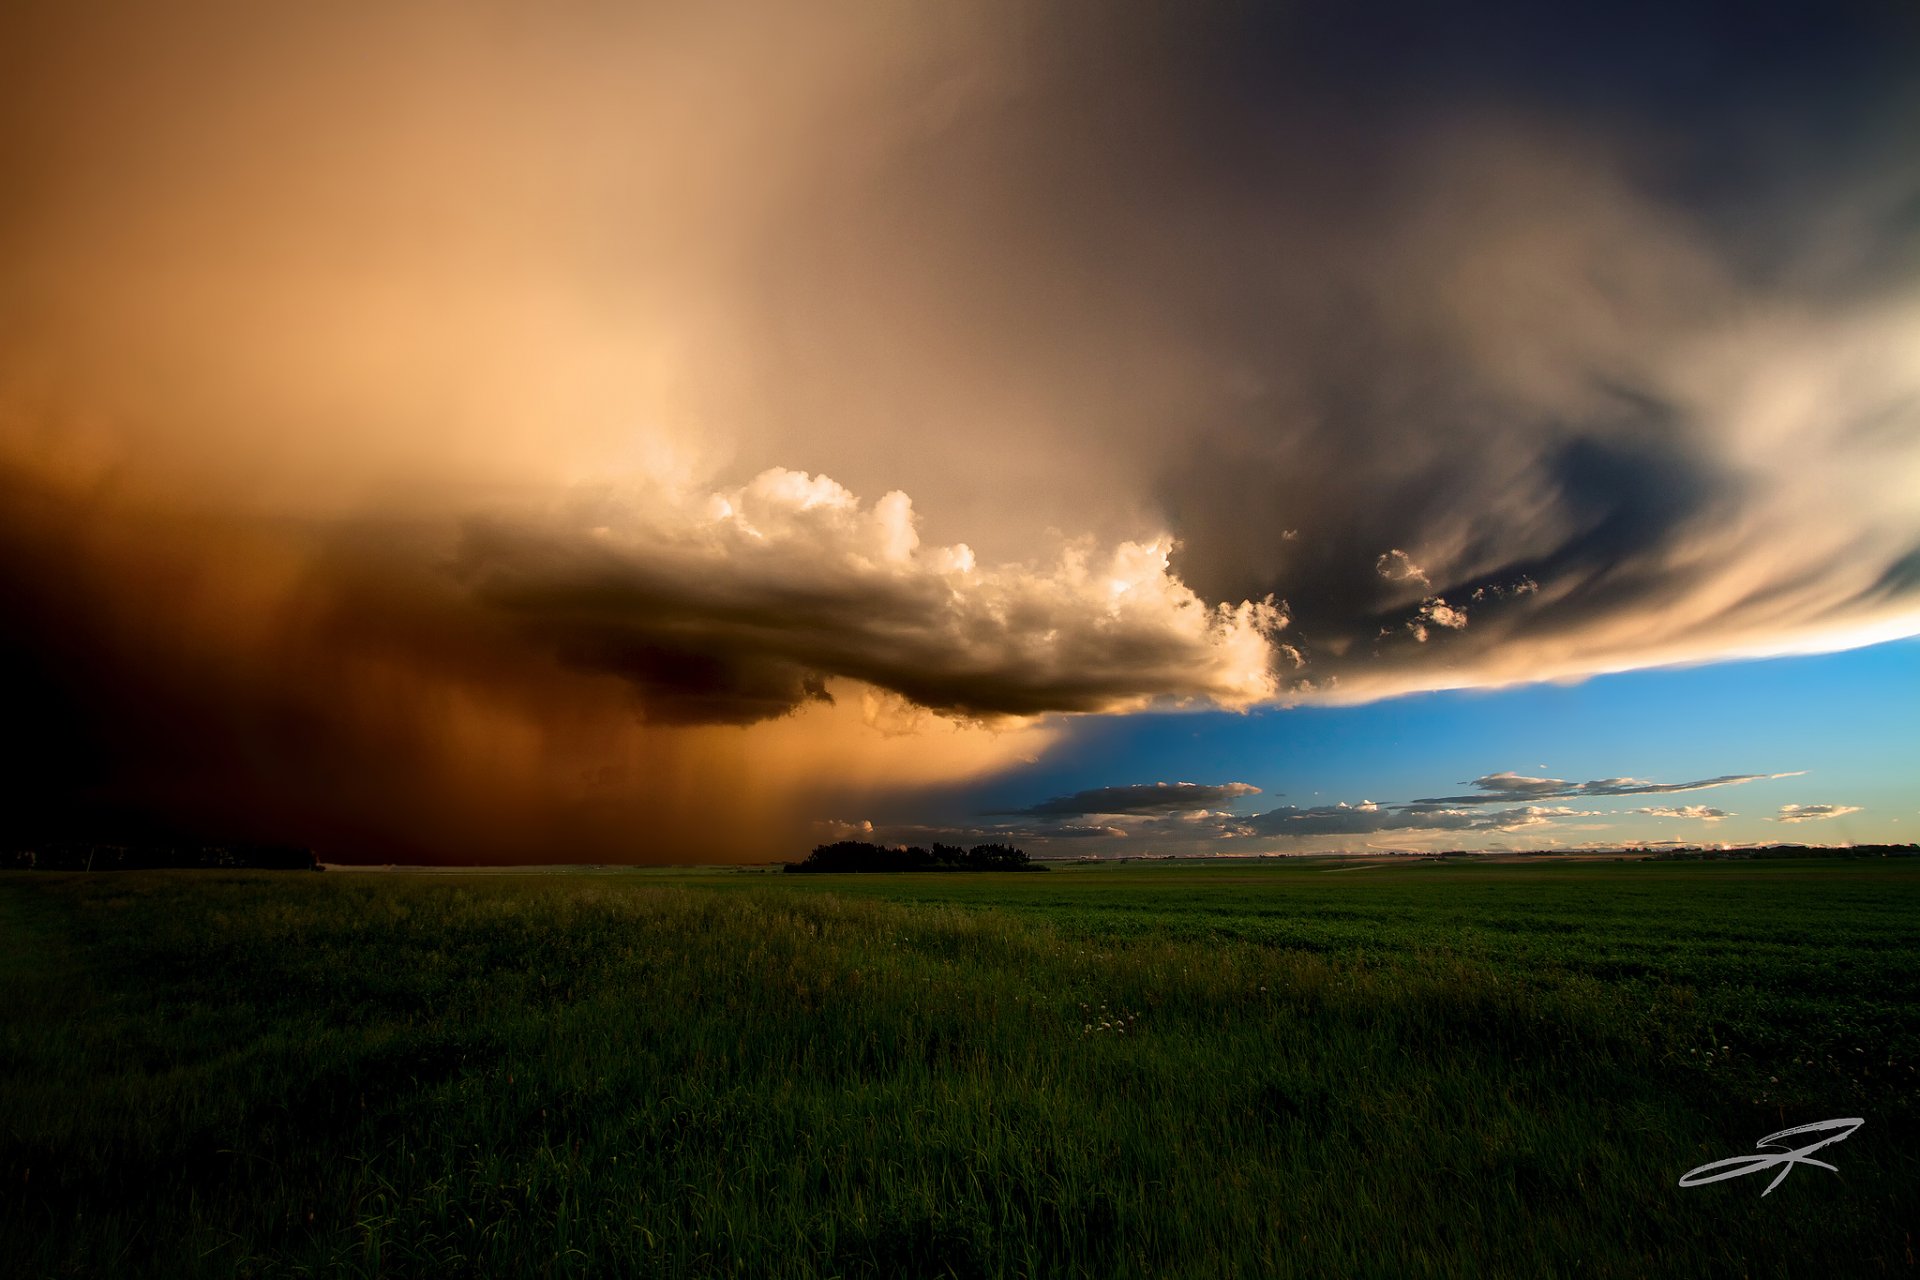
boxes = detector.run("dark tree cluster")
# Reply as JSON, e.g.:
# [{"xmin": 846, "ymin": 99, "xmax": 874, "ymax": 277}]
[
  {"xmin": 1647, "ymin": 843, "xmax": 1918, "ymax": 861},
  {"xmin": 0, "ymin": 841, "xmax": 320, "ymax": 871},
  {"xmin": 785, "ymin": 840, "xmax": 1042, "ymax": 874}
]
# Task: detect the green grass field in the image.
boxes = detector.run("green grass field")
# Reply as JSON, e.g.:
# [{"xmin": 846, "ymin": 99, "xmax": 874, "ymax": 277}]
[{"xmin": 3, "ymin": 860, "xmax": 1916, "ymax": 1277}]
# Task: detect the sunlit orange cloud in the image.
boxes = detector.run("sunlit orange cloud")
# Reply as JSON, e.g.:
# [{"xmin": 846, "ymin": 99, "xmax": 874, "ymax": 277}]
[{"xmin": 0, "ymin": 4, "xmax": 1049, "ymax": 522}]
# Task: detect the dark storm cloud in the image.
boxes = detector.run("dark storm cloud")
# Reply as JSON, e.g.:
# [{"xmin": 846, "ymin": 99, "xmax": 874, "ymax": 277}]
[
  {"xmin": 1412, "ymin": 772, "xmax": 1787, "ymax": 806},
  {"xmin": 456, "ymin": 471, "xmax": 1284, "ymax": 725},
  {"xmin": 0, "ymin": 470, "xmax": 1058, "ymax": 862},
  {"xmin": 0, "ymin": 473, "xmax": 552, "ymax": 857},
  {"xmin": 1072, "ymin": 0, "xmax": 1920, "ymax": 696},
  {"xmin": 8, "ymin": 0, "xmax": 1918, "ymax": 724},
  {"xmin": 999, "ymin": 781, "xmax": 1262, "ymax": 818},
  {"xmin": 434, "ymin": 0, "xmax": 1920, "ymax": 717}
]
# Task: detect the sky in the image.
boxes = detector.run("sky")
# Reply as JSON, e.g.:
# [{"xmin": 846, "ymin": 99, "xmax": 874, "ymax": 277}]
[{"xmin": 2, "ymin": 1, "xmax": 1916, "ymax": 862}]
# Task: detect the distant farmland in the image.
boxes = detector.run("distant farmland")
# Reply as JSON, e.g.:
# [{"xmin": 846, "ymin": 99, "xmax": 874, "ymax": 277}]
[{"xmin": 3, "ymin": 860, "xmax": 1916, "ymax": 1278}]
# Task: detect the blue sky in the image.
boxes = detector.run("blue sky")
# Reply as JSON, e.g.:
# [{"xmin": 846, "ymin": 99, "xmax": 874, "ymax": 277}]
[{"xmin": 885, "ymin": 638, "xmax": 1920, "ymax": 854}]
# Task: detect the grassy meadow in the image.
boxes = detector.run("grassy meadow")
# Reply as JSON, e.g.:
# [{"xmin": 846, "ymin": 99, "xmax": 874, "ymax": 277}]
[{"xmin": 2, "ymin": 859, "xmax": 1916, "ymax": 1277}]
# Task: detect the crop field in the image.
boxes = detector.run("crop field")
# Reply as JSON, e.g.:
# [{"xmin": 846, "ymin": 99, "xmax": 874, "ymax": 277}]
[{"xmin": 2, "ymin": 859, "xmax": 1916, "ymax": 1278}]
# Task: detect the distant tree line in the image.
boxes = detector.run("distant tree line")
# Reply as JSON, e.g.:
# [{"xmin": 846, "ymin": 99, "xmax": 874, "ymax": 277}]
[
  {"xmin": 1, "ymin": 841, "xmax": 320, "ymax": 871},
  {"xmin": 1646, "ymin": 843, "xmax": 1917, "ymax": 862},
  {"xmin": 785, "ymin": 841, "xmax": 1044, "ymax": 873}
]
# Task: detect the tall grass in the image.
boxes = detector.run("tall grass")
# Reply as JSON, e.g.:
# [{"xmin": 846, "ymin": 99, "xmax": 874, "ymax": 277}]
[{"xmin": 2, "ymin": 863, "xmax": 1916, "ymax": 1277}]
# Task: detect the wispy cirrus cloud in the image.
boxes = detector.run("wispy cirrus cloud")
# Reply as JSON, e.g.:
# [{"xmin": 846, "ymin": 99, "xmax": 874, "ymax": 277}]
[
  {"xmin": 1413, "ymin": 771, "xmax": 1800, "ymax": 807},
  {"xmin": 1376, "ymin": 549, "xmax": 1431, "ymax": 589},
  {"xmin": 1774, "ymin": 803, "xmax": 1863, "ymax": 824}
]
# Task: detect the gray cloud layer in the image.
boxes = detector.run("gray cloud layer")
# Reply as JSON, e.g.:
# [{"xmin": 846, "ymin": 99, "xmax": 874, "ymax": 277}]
[
  {"xmin": 1412, "ymin": 772, "xmax": 1789, "ymax": 806},
  {"xmin": 1243, "ymin": 802, "xmax": 1591, "ymax": 840},
  {"xmin": 1001, "ymin": 781, "xmax": 1263, "ymax": 818}
]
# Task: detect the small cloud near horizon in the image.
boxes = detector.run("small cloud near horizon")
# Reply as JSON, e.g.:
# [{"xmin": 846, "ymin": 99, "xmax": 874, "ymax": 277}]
[
  {"xmin": 1416, "ymin": 771, "xmax": 1801, "ymax": 806},
  {"xmin": 1774, "ymin": 803, "xmax": 1863, "ymax": 824},
  {"xmin": 1634, "ymin": 805, "xmax": 1731, "ymax": 821}
]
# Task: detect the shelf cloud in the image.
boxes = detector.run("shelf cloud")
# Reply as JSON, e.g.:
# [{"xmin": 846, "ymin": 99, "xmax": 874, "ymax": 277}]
[{"xmin": 460, "ymin": 470, "xmax": 1285, "ymax": 724}]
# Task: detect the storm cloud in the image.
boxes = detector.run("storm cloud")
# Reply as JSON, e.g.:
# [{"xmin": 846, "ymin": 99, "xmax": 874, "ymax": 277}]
[
  {"xmin": 2, "ymin": 0, "xmax": 1915, "ymax": 858},
  {"xmin": 458, "ymin": 469, "xmax": 1284, "ymax": 724}
]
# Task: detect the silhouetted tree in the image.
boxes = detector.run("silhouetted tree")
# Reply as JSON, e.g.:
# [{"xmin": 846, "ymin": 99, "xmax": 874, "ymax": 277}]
[{"xmin": 784, "ymin": 840, "xmax": 1043, "ymax": 873}]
